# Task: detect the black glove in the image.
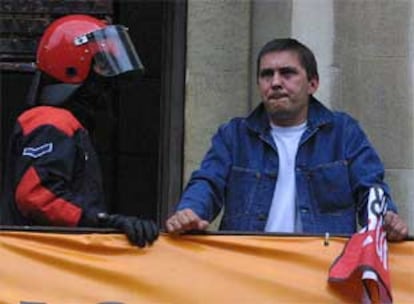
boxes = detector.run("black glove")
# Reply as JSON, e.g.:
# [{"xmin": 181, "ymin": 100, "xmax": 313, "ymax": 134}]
[{"xmin": 97, "ymin": 213, "xmax": 159, "ymax": 248}]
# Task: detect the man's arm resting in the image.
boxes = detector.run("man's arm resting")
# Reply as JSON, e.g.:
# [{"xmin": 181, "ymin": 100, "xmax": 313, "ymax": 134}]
[{"xmin": 165, "ymin": 209, "xmax": 209, "ymax": 233}]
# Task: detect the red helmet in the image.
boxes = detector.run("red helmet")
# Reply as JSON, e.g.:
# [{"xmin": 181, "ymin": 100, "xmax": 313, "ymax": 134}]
[{"xmin": 36, "ymin": 14, "xmax": 144, "ymax": 84}]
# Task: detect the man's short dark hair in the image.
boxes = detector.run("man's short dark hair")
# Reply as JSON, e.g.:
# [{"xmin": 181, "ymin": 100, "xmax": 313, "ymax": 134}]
[{"xmin": 256, "ymin": 38, "xmax": 319, "ymax": 81}]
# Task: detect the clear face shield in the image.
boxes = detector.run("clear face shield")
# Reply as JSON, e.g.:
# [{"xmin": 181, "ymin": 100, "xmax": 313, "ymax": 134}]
[{"xmin": 74, "ymin": 25, "xmax": 145, "ymax": 78}]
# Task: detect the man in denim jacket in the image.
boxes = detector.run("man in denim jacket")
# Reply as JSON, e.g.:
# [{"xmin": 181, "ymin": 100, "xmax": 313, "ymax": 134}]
[{"xmin": 166, "ymin": 38, "xmax": 408, "ymax": 241}]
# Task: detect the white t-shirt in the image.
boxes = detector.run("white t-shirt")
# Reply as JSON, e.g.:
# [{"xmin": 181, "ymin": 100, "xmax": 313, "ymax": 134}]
[{"xmin": 265, "ymin": 121, "xmax": 306, "ymax": 233}]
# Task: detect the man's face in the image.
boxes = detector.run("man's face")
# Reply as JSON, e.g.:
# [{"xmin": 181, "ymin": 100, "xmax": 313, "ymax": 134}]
[{"xmin": 257, "ymin": 50, "xmax": 319, "ymax": 126}]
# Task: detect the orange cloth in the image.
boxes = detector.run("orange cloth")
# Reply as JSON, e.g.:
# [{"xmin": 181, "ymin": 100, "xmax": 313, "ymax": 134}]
[{"xmin": 0, "ymin": 231, "xmax": 412, "ymax": 303}]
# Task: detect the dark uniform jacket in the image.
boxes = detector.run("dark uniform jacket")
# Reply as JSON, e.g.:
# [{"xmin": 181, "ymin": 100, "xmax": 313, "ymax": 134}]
[{"xmin": 0, "ymin": 105, "xmax": 106, "ymax": 226}]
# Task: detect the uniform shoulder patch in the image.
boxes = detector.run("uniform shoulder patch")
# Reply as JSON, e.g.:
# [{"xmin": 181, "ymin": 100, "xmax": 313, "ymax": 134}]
[{"xmin": 22, "ymin": 142, "xmax": 53, "ymax": 158}]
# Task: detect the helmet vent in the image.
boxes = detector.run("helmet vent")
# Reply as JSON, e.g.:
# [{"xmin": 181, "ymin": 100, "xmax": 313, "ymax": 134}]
[{"xmin": 66, "ymin": 67, "xmax": 77, "ymax": 77}]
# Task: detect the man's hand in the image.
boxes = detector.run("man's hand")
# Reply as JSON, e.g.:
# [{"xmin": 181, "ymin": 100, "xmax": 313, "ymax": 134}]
[
  {"xmin": 384, "ymin": 211, "xmax": 409, "ymax": 242},
  {"xmin": 98, "ymin": 213, "xmax": 159, "ymax": 248},
  {"xmin": 165, "ymin": 209, "xmax": 209, "ymax": 233}
]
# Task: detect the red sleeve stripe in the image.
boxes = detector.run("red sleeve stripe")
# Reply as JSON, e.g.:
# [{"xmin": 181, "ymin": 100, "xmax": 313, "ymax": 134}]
[
  {"xmin": 15, "ymin": 167, "xmax": 82, "ymax": 227},
  {"xmin": 18, "ymin": 106, "xmax": 84, "ymax": 137}
]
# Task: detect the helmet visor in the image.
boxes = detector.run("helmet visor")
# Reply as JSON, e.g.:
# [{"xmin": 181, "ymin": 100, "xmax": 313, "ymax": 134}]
[{"xmin": 77, "ymin": 25, "xmax": 144, "ymax": 77}]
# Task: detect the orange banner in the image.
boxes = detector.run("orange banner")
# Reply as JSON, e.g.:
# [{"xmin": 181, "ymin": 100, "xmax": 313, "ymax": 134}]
[{"xmin": 0, "ymin": 231, "xmax": 412, "ymax": 303}]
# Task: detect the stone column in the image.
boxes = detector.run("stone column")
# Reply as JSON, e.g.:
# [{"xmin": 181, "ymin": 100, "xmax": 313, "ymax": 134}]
[{"xmin": 185, "ymin": 0, "xmax": 251, "ymax": 181}]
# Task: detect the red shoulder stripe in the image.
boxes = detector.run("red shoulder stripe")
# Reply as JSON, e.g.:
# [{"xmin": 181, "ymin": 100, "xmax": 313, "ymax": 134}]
[
  {"xmin": 15, "ymin": 166, "xmax": 82, "ymax": 227},
  {"xmin": 18, "ymin": 106, "xmax": 84, "ymax": 136}
]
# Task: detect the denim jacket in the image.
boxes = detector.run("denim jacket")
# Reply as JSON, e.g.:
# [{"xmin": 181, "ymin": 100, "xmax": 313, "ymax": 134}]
[{"xmin": 177, "ymin": 97, "xmax": 397, "ymax": 234}]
